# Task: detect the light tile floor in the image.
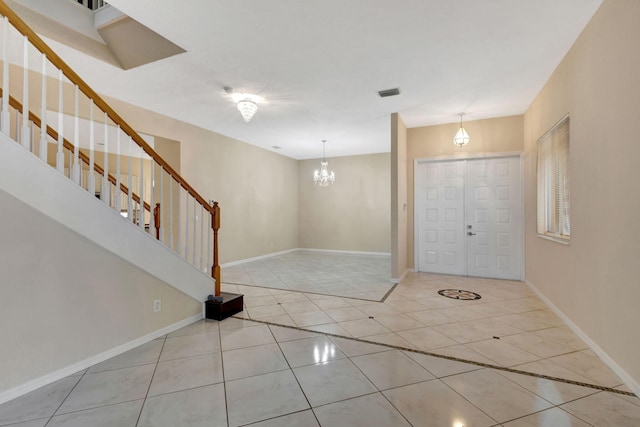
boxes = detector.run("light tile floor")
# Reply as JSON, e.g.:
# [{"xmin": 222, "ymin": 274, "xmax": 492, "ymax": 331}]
[
  {"xmin": 223, "ymin": 251, "xmax": 392, "ymax": 301},
  {"xmin": 1, "ymin": 317, "xmax": 639, "ymax": 426},
  {"xmin": 232, "ymin": 272, "xmax": 630, "ymax": 392},
  {"xmin": 2, "ymin": 271, "xmax": 639, "ymax": 426}
]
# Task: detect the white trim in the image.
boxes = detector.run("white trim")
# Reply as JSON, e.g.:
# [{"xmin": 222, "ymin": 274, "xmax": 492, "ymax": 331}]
[
  {"xmin": 391, "ymin": 268, "xmax": 412, "ymax": 283},
  {"xmin": 222, "ymin": 248, "xmax": 391, "ymax": 267},
  {"xmin": 0, "ymin": 313, "xmax": 203, "ymax": 405},
  {"xmin": 414, "ymin": 151, "xmax": 523, "ymax": 164},
  {"xmin": 525, "ymin": 280, "xmax": 640, "ymax": 396},
  {"xmin": 297, "ymin": 248, "xmax": 391, "ymax": 257},
  {"xmin": 221, "ymin": 248, "xmax": 298, "ymax": 267},
  {"xmin": 537, "ymin": 233, "xmax": 571, "ymax": 245}
]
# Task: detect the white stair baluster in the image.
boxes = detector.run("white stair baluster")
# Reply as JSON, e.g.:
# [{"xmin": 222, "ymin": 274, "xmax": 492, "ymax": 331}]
[
  {"xmin": 169, "ymin": 177, "xmax": 174, "ymax": 250},
  {"xmin": 176, "ymin": 185, "xmax": 181, "ymax": 255},
  {"xmin": 139, "ymin": 152, "xmax": 144, "ymax": 230},
  {"xmin": 127, "ymin": 136, "xmax": 133, "ymax": 221},
  {"xmin": 149, "ymin": 161, "xmax": 155, "ymax": 234},
  {"xmin": 21, "ymin": 36, "xmax": 30, "ymax": 149},
  {"xmin": 185, "ymin": 193, "xmax": 190, "ymax": 260},
  {"xmin": 31, "ymin": 120, "xmax": 35, "ymax": 154},
  {"xmin": 88, "ymin": 100, "xmax": 95, "ymax": 195},
  {"xmin": 102, "ymin": 112, "xmax": 110, "ymax": 206},
  {"xmin": 192, "ymin": 197, "xmax": 197, "ymax": 265},
  {"xmin": 200, "ymin": 203, "xmax": 204, "ymax": 271},
  {"xmin": 72, "ymin": 85, "xmax": 80, "ymax": 185},
  {"xmin": 159, "ymin": 167, "xmax": 164, "ymax": 242},
  {"xmin": 1, "ymin": 17, "xmax": 10, "ymax": 134},
  {"xmin": 38, "ymin": 53, "xmax": 47, "ymax": 161},
  {"xmin": 115, "ymin": 127, "xmax": 121, "ymax": 212},
  {"xmin": 56, "ymin": 70, "xmax": 64, "ymax": 172}
]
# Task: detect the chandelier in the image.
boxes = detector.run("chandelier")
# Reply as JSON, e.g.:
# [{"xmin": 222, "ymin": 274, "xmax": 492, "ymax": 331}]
[
  {"xmin": 453, "ymin": 112, "xmax": 470, "ymax": 147},
  {"xmin": 237, "ymin": 99, "xmax": 258, "ymax": 122},
  {"xmin": 224, "ymin": 87, "xmax": 261, "ymax": 122},
  {"xmin": 313, "ymin": 140, "xmax": 335, "ymax": 187}
]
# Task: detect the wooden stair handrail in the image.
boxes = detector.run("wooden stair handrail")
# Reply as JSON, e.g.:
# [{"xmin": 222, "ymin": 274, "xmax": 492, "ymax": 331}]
[
  {"xmin": 0, "ymin": 88, "xmax": 151, "ymax": 212},
  {"xmin": 0, "ymin": 2, "xmax": 221, "ymax": 288},
  {"xmin": 0, "ymin": 1, "xmax": 213, "ymax": 215}
]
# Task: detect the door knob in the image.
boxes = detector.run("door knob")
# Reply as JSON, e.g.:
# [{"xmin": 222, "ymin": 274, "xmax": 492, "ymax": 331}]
[{"xmin": 467, "ymin": 232, "xmax": 476, "ymax": 236}]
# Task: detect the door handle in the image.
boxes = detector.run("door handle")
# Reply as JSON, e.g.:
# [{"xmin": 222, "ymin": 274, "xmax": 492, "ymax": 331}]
[{"xmin": 467, "ymin": 232, "xmax": 476, "ymax": 236}]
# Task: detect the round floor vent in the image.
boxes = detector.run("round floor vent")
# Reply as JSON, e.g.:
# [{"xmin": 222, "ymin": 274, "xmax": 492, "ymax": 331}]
[{"xmin": 438, "ymin": 289, "xmax": 481, "ymax": 300}]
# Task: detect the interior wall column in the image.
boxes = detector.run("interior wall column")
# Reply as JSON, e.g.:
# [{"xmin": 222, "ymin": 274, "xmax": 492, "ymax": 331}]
[{"xmin": 391, "ymin": 113, "xmax": 408, "ymax": 281}]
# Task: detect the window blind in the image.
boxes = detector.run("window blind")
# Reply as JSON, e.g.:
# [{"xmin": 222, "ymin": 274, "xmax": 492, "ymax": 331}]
[{"xmin": 537, "ymin": 116, "xmax": 570, "ymax": 241}]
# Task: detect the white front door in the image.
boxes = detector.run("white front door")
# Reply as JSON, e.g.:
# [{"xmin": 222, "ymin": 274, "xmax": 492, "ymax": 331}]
[
  {"xmin": 465, "ymin": 157, "xmax": 522, "ymax": 280},
  {"xmin": 415, "ymin": 156, "xmax": 523, "ymax": 280},
  {"xmin": 415, "ymin": 160, "xmax": 466, "ymax": 275}
]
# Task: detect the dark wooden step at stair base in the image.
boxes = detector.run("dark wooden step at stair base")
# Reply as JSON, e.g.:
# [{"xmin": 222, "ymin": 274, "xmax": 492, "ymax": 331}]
[{"xmin": 205, "ymin": 292, "xmax": 244, "ymax": 321}]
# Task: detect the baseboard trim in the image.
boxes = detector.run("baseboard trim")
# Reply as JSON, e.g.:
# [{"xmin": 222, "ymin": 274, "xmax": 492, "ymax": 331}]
[
  {"xmin": 0, "ymin": 313, "xmax": 203, "ymax": 405},
  {"xmin": 297, "ymin": 248, "xmax": 391, "ymax": 257},
  {"xmin": 525, "ymin": 279, "xmax": 640, "ymax": 396},
  {"xmin": 391, "ymin": 268, "xmax": 412, "ymax": 284},
  {"xmin": 221, "ymin": 249, "xmax": 298, "ymax": 267}
]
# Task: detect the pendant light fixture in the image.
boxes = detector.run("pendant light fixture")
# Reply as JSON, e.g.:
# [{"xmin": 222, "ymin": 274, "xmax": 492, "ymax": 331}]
[
  {"xmin": 453, "ymin": 113, "xmax": 470, "ymax": 147},
  {"xmin": 313, "ymin": 140, "xmax": 335, "ymax": 187}
]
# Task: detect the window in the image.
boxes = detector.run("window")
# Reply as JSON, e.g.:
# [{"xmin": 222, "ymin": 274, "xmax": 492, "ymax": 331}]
[{"xmin": 537, "ymin": 115, "xmax": 570, "ymax": 242}]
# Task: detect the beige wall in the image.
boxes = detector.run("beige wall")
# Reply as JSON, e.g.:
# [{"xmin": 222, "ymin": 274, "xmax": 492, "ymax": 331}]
[
  {"xmin": 406, "ymin": 115, "xmax": 524, "ymax": 268},
  {"xmin": 298, "ymin": 153, "xmax": 390, "ymax": 253},
  {"xmin": 523, "ymin": 0, "xmax": 640, "ymax": 387},
  {"xmin": 105, "ymin": 97, "xmax": 299, "ymax": 264},
  {"xmin": 0, "ymin": 189, "xmax": 201, "ymax": 394},
  {"xmin": 391, "ymin": 113, "xmax": 408, "ymax": 279}
]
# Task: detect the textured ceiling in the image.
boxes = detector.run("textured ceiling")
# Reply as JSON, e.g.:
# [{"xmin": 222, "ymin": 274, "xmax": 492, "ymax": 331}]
[{"xmin": 42, "ymin": 0, "xmax": 602, "ymax": 159}]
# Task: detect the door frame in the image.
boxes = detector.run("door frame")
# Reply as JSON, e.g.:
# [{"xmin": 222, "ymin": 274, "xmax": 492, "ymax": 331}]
[{"xmin": 413, "ymin": 151, "xmax": 525, "ymax": 281}]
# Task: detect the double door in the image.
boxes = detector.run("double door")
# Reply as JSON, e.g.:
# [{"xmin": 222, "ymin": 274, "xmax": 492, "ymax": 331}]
[{"xmin": 415, "ymin": 156, "xmax": 523, "ymax": 280}]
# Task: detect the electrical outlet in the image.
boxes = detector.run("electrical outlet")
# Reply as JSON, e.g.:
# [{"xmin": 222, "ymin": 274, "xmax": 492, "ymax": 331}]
[{"xmin": 153, "ymin": 299, "xmax": 161, "ymax": 313}]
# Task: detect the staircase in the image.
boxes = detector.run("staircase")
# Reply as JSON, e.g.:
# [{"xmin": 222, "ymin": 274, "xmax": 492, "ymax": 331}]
[{"xmin": 0, "ymin": 0, "xmax": 221, "ymax": 402}]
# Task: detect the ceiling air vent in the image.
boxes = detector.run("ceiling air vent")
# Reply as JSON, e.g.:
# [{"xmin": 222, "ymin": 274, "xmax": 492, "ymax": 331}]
[{"xmin": 378, "ymin": 88, "xmax": 400, "ymax": 98}]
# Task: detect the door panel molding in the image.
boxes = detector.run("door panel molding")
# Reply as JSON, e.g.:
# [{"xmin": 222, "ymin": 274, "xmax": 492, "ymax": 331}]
[{"xmin": 414, "ymin": 153, "xmax": 524, "ymax": 281}]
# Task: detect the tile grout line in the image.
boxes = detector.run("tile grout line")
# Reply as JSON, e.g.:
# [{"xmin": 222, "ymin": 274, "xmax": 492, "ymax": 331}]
[
  {"xmin": 134, "ymin": 334, "xmax": 167, "ymax": 427},
  {"xmin": 42, "ymin": 369, "xmax": 87, "ymax": 426},
  {"xmin": 218, "ymin": 322, "xmax": 231, "ymax": 427},
  {"xmin": 497, "ymin": 403, "xmax": 596, "ymax": 426},
  {"xmin": 237, "ymin": 409, "xmax": 316, "ymax": 427},
  {"xmin": 231, "ymin": 316, "xmax": 637, "ymax": 397},
  {"xmin": 335, "ymin": 348, "xmax": 416, "ymax": 427},
  {"xmin": 226, "ymin": 281, "xmax": 388, "ymax": 303},
  {"xmin": 437, "ymin": 372, "xmax": 502, "ymax": 425},
  {"xmin": 265, "ymin": 324, "xmax": 322, "ymax": 426}
]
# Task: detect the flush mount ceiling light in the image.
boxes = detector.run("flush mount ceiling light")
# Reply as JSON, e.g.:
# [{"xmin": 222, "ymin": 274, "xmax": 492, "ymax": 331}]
[
  {"xmin": 453, "ymin": 113, "xmax": 470, "ymax": 147},
  {"xmin": 224, "ymin": 87, "xmax": 263, "ymax": 122},
  {"xmin": 313, "ymin": 139, "xmax": 335, "ymax": 187},
  {"xmin": 237, "ymin": 99, "xmax": 258, "ymax": 122}
]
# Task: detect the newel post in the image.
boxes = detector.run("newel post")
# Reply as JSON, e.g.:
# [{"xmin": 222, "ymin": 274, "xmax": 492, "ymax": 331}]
[
  {"xmin": 211, "ymin": 201, "xmax": 221, "ymax": 296},
  {"xmin": 153, "ymin": 203, "xmax": 161, "ymax": 240}
]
